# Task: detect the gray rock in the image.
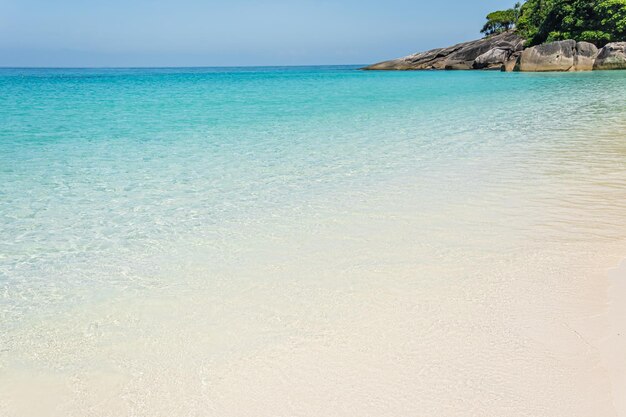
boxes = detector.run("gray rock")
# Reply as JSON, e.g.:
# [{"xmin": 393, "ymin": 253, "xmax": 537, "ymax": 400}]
[
  {"xmin": 364, "ymin": 34, "xmax": 625, "ymax": 72},
  {"xmin": 473, "ymin": 48, "xmax": 511, "ymax": 69},
  {"xmin": 593, "ymin": 42, "xmax": 626, "ymax": 70},
  {"xmin": 445, "ymin": 61, "xmax": 474, "ymax": 70},
  {"xmin": 363, "ymin": 31, "xmax": 524, "ymax": 70},
  {"xmin": 516, "ymin": 40, "xmax": 576, "ymax": 71},
  {"xmin": 573, "ymin": 42, "xmax": 598, "ymax": 71},
  {"xmin": 501, "ymin": 51, "xmax": 522, "ymax": 72}
]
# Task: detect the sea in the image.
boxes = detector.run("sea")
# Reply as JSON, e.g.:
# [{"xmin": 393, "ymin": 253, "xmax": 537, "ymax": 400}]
[{"xmin": 1, "ymin": 66, "xmax": 625, "ymax": 416}]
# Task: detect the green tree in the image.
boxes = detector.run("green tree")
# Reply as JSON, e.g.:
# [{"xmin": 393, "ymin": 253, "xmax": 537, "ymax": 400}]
[
  {"xmin": 481, "ymin": 8, "xmax": 519, "ymax": 35},
  {"xmin": 595, "ymin": 0, "xmax": 626, "ymax": 40},
  {"xmin": 510, "ymin": 0, "xmax": 626, "ymax": 46}
]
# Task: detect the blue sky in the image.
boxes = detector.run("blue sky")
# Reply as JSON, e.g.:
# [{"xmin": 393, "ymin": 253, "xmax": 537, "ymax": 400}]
[{"xmin": 0, "ymin": 0, "xmax": 516, "ymax": 67}]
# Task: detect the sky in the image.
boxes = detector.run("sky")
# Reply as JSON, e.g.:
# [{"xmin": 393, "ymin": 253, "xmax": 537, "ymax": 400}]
[{"xmin": 0, "ymin": 0, "xmax": 516, "ymax": 67}]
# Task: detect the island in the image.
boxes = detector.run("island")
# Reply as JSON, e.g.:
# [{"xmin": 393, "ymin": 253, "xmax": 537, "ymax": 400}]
[{"xmin": 364, "ymin": 0, "xmax": 626, "ymax": 71}]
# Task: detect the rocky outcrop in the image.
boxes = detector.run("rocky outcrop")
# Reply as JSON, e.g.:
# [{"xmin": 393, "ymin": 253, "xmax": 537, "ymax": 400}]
[
  {"xmin": 502, "ymin": 52, "xmax": 522, "ymax": 72},
  {"xmin": 473, "ymin": 47, "xmax": 511, "ymax": 69},
  {"xmin": 363, "ymin": 31, "xmax": 524, "ymax": 70},
  {"xmin": 516, "ymin": 40, "xmax": 576, "ymax": 71},
  {"xmin": 574, "ymin": 42, "xmax": 599, "ymax": 70},
  {"xmin": 364, "ymin": 33, "xmax": 626, "ymax": 72},
  {"xmin": 593, "ymin": 42, "xmax": 626, "ymax": 70},
  {"xmin": 514, "ymin": 40, "xmax": 598, "ymax": 71}
]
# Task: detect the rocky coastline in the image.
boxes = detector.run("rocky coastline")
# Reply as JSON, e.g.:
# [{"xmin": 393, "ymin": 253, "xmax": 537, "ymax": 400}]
[{"xmin": 363, "ymin": 31, "xmax": 626, "ymax": 72}]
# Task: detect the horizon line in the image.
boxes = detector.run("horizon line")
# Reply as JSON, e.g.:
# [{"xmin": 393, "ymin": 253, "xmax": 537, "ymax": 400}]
[{"xmin": 0, "ymin": 64, "xmax": 368, "ymax": 70}]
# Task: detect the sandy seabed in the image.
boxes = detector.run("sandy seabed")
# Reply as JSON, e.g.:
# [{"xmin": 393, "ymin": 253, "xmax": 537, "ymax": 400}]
[{"xmin": 2, "ymin": 187, "xmax": 625, "ymax": 417}]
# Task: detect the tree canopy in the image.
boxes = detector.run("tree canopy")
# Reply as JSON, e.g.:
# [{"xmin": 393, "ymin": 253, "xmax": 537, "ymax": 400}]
[
  {"xmin": 483, "ymin": 0, "xmax": 626, "ymax": 46},
  {"xmin": 481, "ymin": 8, "xmax": 519, "ymax": 35}
]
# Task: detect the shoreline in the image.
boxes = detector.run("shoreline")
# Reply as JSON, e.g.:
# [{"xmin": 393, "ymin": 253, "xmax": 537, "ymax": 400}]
[
  {"xmin": 2, "ymin": 239, "xmax": 625, "ymax": 416},
  {"xmin": 605, "ymin": 257, "xmax": 626, "ymax": 416},
  {"xmin": 1, "ymin": 67, "xmax": 625, "ymax": 416}
]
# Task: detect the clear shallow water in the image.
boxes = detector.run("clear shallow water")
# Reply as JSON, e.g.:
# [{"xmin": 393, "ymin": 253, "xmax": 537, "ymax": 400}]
[{"xmin": 1, "ymin": 67, "xmax": 626, "ymax": 416}]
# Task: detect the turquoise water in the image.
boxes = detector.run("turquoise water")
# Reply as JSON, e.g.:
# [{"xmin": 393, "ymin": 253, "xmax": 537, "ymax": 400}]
[{"xmin": 1, "ymin": 67, "xmax": 626, "ymax": 415}]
